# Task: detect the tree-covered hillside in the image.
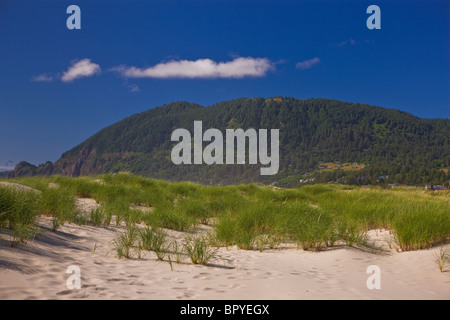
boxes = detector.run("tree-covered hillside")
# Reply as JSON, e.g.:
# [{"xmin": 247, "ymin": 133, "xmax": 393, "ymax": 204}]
[{"xmin": 9, "ymin": 98, "xmax": 450, "ymax": 186}]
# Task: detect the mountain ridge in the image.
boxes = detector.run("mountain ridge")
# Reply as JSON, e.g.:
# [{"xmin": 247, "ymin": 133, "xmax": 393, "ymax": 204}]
[{"xmin": 7, "ymin": 97, "xmax": 450, "ymax": 186}]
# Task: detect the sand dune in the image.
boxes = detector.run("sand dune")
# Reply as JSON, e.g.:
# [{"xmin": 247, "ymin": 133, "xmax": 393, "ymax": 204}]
[
  {"xmin": 0, "ymin": 182, "xmax": 40, "ymax": 193},
  {"xmin": 0, "ymin": 217, "xmax": 449, "ymax": 300}
]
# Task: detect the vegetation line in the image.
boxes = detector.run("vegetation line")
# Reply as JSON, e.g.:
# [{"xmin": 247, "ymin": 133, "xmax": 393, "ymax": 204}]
[{"xmin": 0, "ymin": 174, "xmax": 448, "ymax": 257}]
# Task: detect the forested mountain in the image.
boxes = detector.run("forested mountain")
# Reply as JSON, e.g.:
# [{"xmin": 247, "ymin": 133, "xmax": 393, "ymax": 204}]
[{"xmin": 8, "ymin": 98, "xmax": 450, "ymax": 186}]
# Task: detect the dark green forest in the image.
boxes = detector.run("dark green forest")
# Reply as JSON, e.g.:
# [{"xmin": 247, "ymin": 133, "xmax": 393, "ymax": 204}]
[{"xmin": 7, "ymin": 98, "xmax": 450, "ymax": 187}]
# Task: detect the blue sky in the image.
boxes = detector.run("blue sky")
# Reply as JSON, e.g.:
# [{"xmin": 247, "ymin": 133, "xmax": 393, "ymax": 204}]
[{"xmin": 0, "ymin": 0, "xmax": 449, "ymax": 168}]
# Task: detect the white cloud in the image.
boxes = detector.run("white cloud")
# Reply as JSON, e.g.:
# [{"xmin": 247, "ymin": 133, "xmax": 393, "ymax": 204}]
[
  {"xmin": 61, "ymin": 59, "xmax": 101, "ymax": 82},
  {"xmin": 127, "ymin": 84, "xmax": 140, "ymax": 92},
  {"xmin": 30, "ymin": 73, "xmax": 53, "ymax": 82},
  {"xmin": 337, "ymin": 38, "xmax": 356, "ymax": 47},
  {"xmin": 113, "ymin": 57, "xmax": 273, "ymax": 79},
  {"xmin": 295, "ymin": 57, "xmax": 321, "ymax": 70}
]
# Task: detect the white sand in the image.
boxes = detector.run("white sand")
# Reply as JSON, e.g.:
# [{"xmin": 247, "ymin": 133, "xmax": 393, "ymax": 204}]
[
  {"xmin": 0, "ymin": 182, "xmax": 40, "ymax": 193},
  {"xmin": 0, "ymin": 218, "xmax": 449, "ymax": 300}
]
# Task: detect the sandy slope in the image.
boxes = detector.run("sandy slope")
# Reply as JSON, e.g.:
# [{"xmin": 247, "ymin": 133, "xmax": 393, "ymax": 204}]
[
  {"xmin": 0, "ymin": 182, "xmax": 40, "ymax": 193},
  {"xmin": 0, "ymin": 217, "xmax": 449, "ymax": 300}
]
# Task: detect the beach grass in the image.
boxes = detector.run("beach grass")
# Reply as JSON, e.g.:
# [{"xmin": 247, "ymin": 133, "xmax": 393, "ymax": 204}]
[
  {"xmin": 433, "ymin": 247, "xmax": 449, "ymax": 272},
  {"xmin": 139, "ymin": 226, "xmax": 168, "ymax": 260},
  {"xmin": 184, "ymin": 236, "xmax": 218, "ymax": 265},
  {"xmin": 1, "ymin": 174, "xmax": 449, "ymax": 254},
  {"xmin": 112, "ymin": 224, "xmax": 139, "ymax": 259},
  {"xmin": 0, "ymin": 186, "xmax": 40, "ymax": 245}
]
